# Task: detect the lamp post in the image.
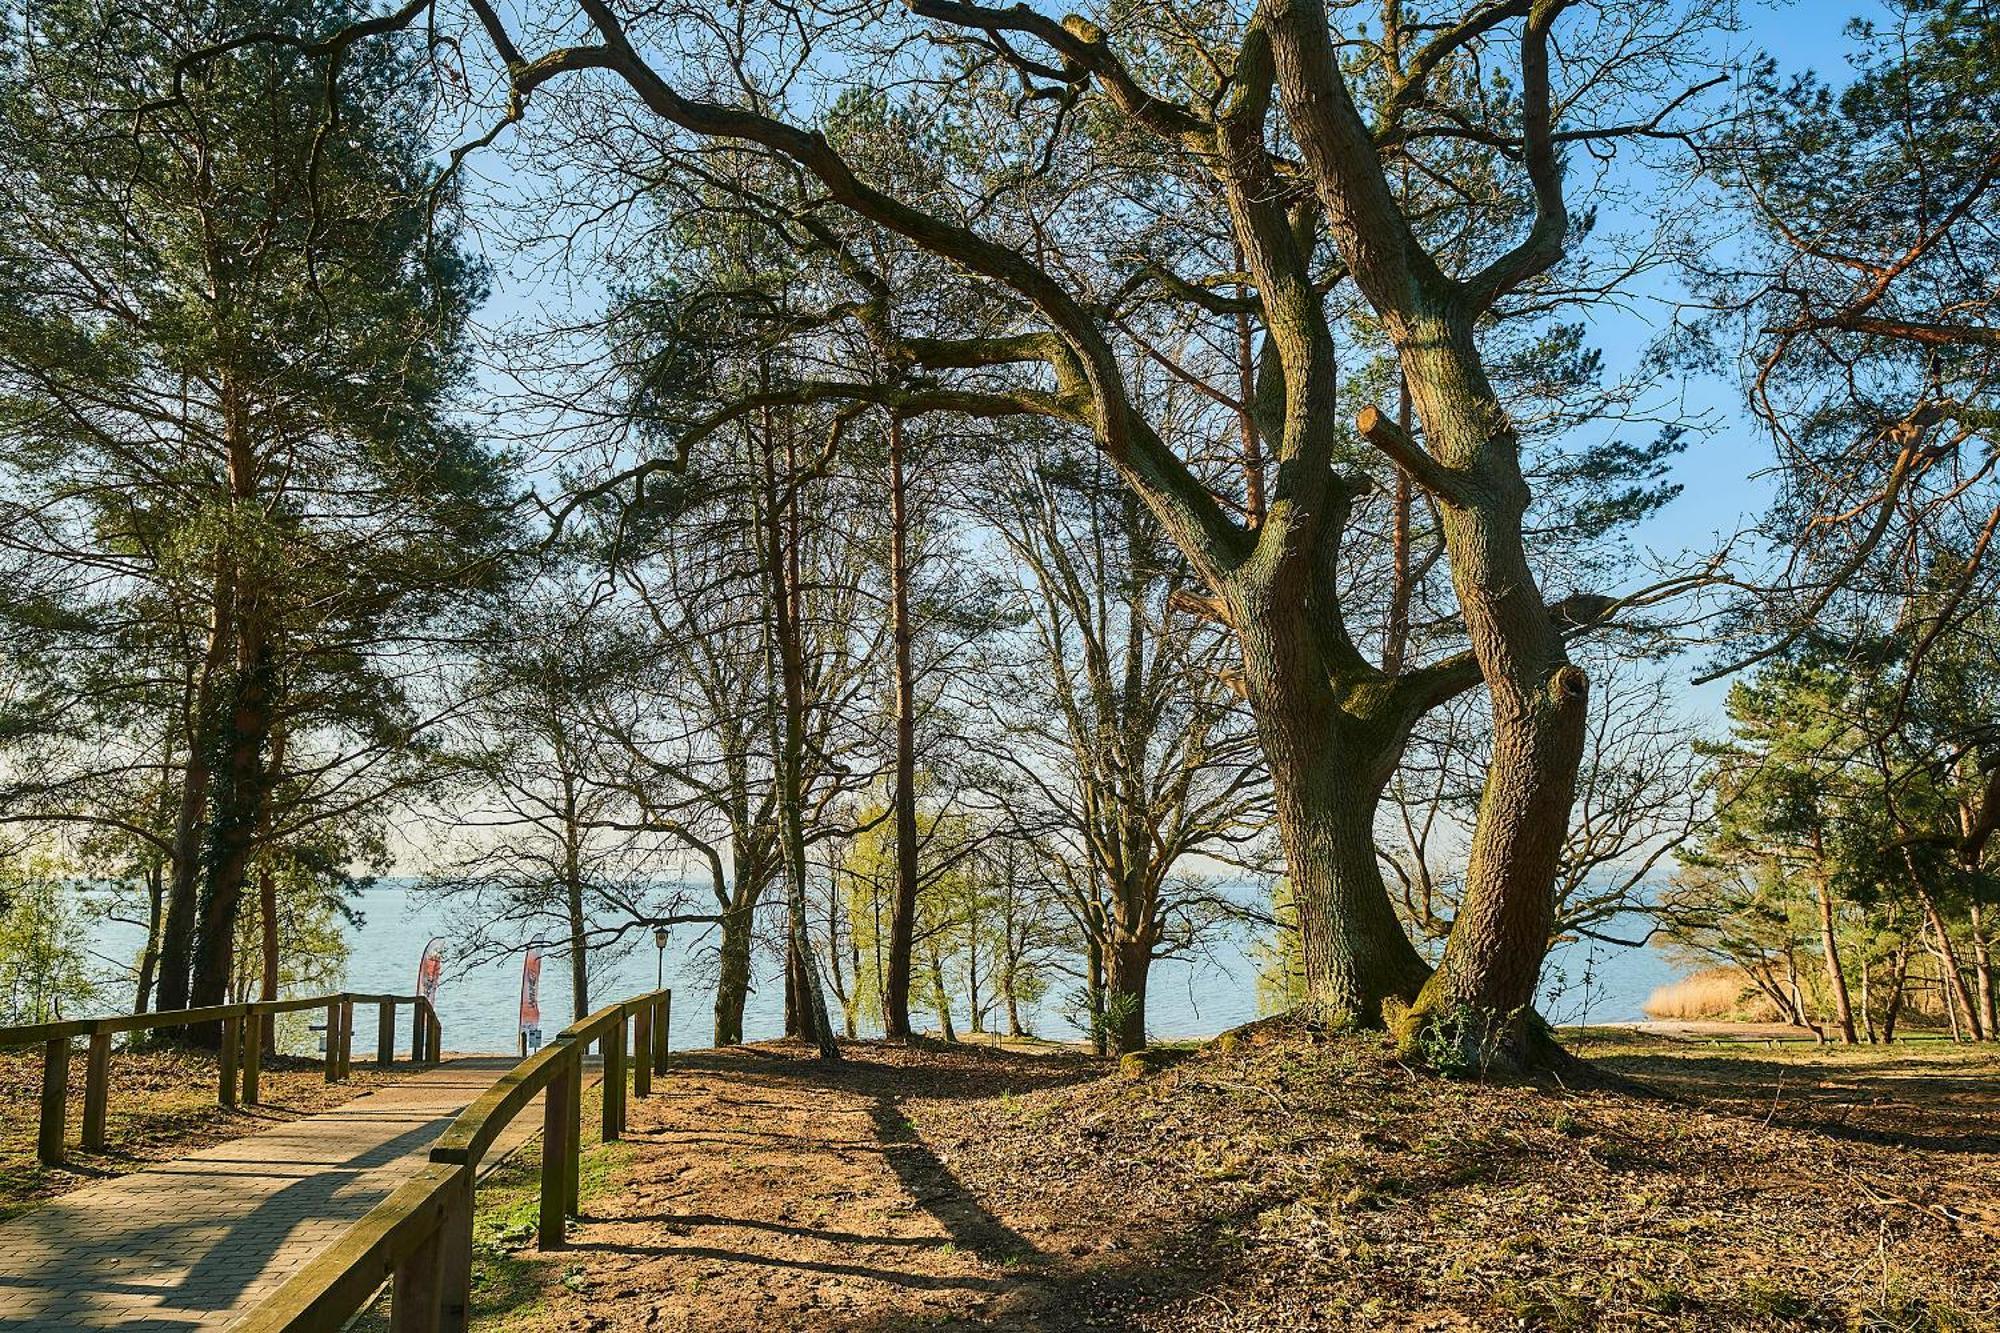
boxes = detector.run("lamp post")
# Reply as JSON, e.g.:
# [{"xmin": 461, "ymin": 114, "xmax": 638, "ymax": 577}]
[{"xmin": 653, "ymin": 925, "xmax": 669, "ymax": 989}]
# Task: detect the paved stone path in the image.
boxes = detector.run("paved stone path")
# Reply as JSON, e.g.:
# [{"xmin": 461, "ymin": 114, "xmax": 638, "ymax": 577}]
[{"xmin": 0, "ymin": 1057, "xmax": 547, "ymax": 1331}]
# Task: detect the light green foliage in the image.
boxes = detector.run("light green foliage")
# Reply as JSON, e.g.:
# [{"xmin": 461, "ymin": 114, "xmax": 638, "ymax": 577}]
[
  {"xmin": 0, "ymin": 853, "xmax": 96, "ymax": 1023},
  {"xmin": 1251, "ymin": 880, "xmax": 1307, "ymax": 1018}
]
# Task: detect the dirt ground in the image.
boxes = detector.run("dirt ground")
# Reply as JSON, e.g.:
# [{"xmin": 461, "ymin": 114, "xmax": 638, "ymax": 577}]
[
  {"xmin": 0, "ymin": 1045, "xmax": 403, "ymax": 1219},
  {"xmin": 475, "ymin": 1030, "xmax": 2000, "ymax": 1332}
]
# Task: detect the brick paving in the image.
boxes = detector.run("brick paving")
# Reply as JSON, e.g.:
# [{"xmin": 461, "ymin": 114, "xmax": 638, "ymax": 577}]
[{"xmin": 0, "ymin": 1057, "xmax": 543, "ymax": 1331}]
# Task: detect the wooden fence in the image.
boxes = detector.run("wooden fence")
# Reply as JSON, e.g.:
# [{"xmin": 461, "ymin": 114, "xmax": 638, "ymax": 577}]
[
  {"xmin": 233, "ymin": 988, "xmax": 672, "ymax": 1333},
  {"xmin": 0, "ymin": 991, "xmax": 439, "ymax": 1166}
]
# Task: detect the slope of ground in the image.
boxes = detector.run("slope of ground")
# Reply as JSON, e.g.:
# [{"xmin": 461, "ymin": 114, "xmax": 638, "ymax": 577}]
[{"xmin": 472, "ymin": 1031, "xmax": 2000, "ymax": 1332}]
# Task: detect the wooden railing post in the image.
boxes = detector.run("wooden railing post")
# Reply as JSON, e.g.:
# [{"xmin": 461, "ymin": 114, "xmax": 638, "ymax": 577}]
[
  {"xmin": 38, "ymin": 1036, "xmax": 70, "ymax": 1166},
  {"xmin": 409, "ymin": 1001, "xmax": 425, "ymax": 1063},
  {"xmin": 601, "ymin": 1017, "xmax": 623, "ymax": 1142},
  {"xmin": 82, "ymin": 1028, "xmax": 112, "ymax": 1152},
  {"xmin": 326, "ymin": 999, "xmax": 342, "ymax": 1082},
  {"xmin": 654, "ymin": 993, "xmax": 670, "ymax": 1075},
  {"xmin": 338, "ymin": 998, "xmax": 355, "ymax": 1081},
  {"xmin": 568, "ymin": 1040, "xmax": 584, "ymax": 1216},
  {"xmin": 389, "ymin": 1211, "xmax": 444, "ymax": 1333},
  {"xmin": 219, "ymin": 1014, "xmax": 242, "ymax": 1108},
  {"xmin": 438, "ymin": 1166, "xmax": 474, "ymax": 1333},
  {"xmin": 243, "ymin": 1007, "xmax": 263, "ymax": 1105},
  {"xmin": 632, "ymin": 1004, "xmax": 651, "ymax": 1100},
  {"xmin": 428, "ymin": 1008, "xmax": 442, "ymax": 1064},
  {"xmin": 378, "ymin": 1000, "xmax": 396, "ymax": 1067},
  {"xmin": 538, "ymin": 1043, "xmax": 574, "ymax": 1250}
]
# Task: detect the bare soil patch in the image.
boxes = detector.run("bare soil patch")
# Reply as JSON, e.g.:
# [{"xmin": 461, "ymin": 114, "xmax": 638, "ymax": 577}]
[
  {"xmin": 483, "ymin": 1032, "xmax": 2000, "ymax": 1331},
  {"xmin": 0, "ymin": 1045, "xmax": 403, "ymax": 1219}
]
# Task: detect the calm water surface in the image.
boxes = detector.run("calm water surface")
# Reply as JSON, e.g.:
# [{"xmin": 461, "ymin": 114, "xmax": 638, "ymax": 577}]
[{"xmin": 85, "ymin": 883, "xmax": 1678, "ymax": 1053}]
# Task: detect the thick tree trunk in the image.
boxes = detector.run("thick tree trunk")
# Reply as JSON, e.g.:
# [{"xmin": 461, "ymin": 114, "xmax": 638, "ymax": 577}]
[
  {"xmin": 157, "ymin": 576, "xmax": 234, "ymax": 1017},
  {"xmin": 714, "ymin": 902, "xmax": 752, "ymax": 1046},
  {"xmin": 1392, "ymin": 335, "xmax": 1589, "ymax": 1069},
  {"xmin": 1104, "ymin": 935, "xmax": 1151, "ymax": 1055},
  {"xmin": 188, "ymin": 618, "xmax": 277, "ymax": 1035},
  {"xmin": 1250, "ymin": 691, "xmax": 1430, "ymax": 1024},
  {"xmin": 884, "ymin": 413, "xmax": 921, "ymax": 1041}
]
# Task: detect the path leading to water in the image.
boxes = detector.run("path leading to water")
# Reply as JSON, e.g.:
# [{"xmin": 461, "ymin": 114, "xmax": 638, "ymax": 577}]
[{"xmin": 0, "ymin": 1057, "xmax": 541, "ymax": 1331}]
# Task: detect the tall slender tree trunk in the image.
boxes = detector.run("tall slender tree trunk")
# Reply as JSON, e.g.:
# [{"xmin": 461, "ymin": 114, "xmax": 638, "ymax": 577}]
[
  {"xmin": 1882, "ymin": 943, "xmax": 1912, "ymax": 1042},
  {"xmin": 1085, "ymin": 930, "xmax": 1107, "ymax": 1057},
  {"xmin": 135, "ymin": 865, "xmax": 164, "ymax": 1015},
  {"xmin": 928, "ymin": 947, "xmax": 955, "ymax": 1042},
  {"xmin": 188, "ymin": 611, "xmax": 276, "ymax": 1033},
  {"xmin": 1970, "ymin": 903, "xmax": 1996, "ymax": 1039},
  {"xmin": 1811, "ymin": 856, "xmax": 1858, "ymax": 1044},
  {"xmin": 256, "ymin": 726, "xmax": 287, "ymax": 1051},
  {"xmin": 1905, "ymin": 850, "xmax": 1985, "ymax": 1039},
  {"xmin": 761, "ymin": 402, "xmax": 837, "ymax": 1060},
  {"xmin": 883, "ymin": 412, "xmax": 921, "ymax": 1041},
  {"xmin": 188, "ymin": 387, "xmax": 276, "ymax": 1038},
  {"xmin": 157, "ymin": 571, "xmax": 235, "ymax": 1017},
  {"xmin": 565, "ymin": 850, "xmax": 589, "ymax": 1022}
]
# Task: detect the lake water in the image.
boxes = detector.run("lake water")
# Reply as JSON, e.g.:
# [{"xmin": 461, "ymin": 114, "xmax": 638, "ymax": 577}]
[{"xmin": 84, "ymin": 883, "xmax": 1680, "ymax": 1053}]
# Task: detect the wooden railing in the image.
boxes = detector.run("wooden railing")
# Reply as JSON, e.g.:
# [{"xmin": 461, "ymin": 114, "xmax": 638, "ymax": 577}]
[
  {"xmin": 0, "ymin": 991, "xmax": 439, "ymax": 1167},
  {"xmin": 234, "ymin": 988, "xmax": 672, "ymax": 1333}
]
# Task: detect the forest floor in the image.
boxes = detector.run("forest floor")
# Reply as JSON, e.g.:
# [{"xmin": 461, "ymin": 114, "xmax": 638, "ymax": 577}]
[
  {"xmin": 0, "ymin": 1045, "xmax": 404, "ymax": 1220},
  {"xmin": 462, "ymin": 1027, "xmax": 2000, "ymax": 1332}
]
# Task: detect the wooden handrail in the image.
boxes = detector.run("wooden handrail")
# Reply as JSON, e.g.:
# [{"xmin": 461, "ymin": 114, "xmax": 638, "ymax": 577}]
[
  {"xmin": 237, "ymin": 987, "xmax": 672, "ymax": 1333},
  {"xmin": 6, "ymin": 991, "xmax": 438, "ymax": 1166},
  {"xmin": 231, "ymin": 1163, "xmax": 469, "ymax": 1333}
]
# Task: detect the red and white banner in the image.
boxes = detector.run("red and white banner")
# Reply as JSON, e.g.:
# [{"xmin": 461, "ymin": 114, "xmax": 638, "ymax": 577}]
[
  {"xmin": 416, "ymin": 936, "xmax": 445, "ymax": 1007},
  {"xmin": 519, "ymin": 947, "xmax": 543, "ymax": 1050}
]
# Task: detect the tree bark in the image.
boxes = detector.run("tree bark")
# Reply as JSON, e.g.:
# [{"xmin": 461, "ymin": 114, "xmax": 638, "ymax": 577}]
[
  {"xmin": 1813, "ymin": 872, "xmax": 1859, "ymax": 1044},
  {"xmin": 761, "ymin": 398, "xmax": 838, "ymax": 1060},
  {"xmin": 1970, "ymin": 903, "xmax": 1996, "ymax": 1039},
  {"xmin": 883, "ymin": 412, "xmax": 921, "ymax": 1041},
  {"xmin": 156, "ymin": 569, "xmax": 234, "ymax": 1017},
  {"xmin": 188, "ymin": 611, "xmax": 276, "ymax": 1035},
  {"xmin": 1905, "ymin": 850, "xmax": 1985, "ymax": 1039},
  {"xmin": 1105, "ymin": 934, "xmax": 1151, "ymax": 1055},
  {"xmin": 256, "ymin": 726, "xmax": 287, "ymax": 1052},
  {"xmin": 1235, "ymin": 611, "xmax": 1432, "ymax": 1025},
  {"xmin": 714, "ymin": 902, "xmax": 752, "ymax": 1045},
  {"xmin": 928, "ymin": 947, "xmax": 955, "ymax": 1042},
  {"xmin": 1882, "ymin": 943, "xmax": 1912, "ymax": 1042},
  {"xmin": 1392, "ymin": 339, "xmax": 1591, "ymax": 1067}
]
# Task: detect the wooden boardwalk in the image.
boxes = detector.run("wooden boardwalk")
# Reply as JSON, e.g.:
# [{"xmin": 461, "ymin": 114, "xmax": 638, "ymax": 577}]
[{"xmin": 0, "ymin": 1057, "xmax": 545, "ymax": 1330}]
